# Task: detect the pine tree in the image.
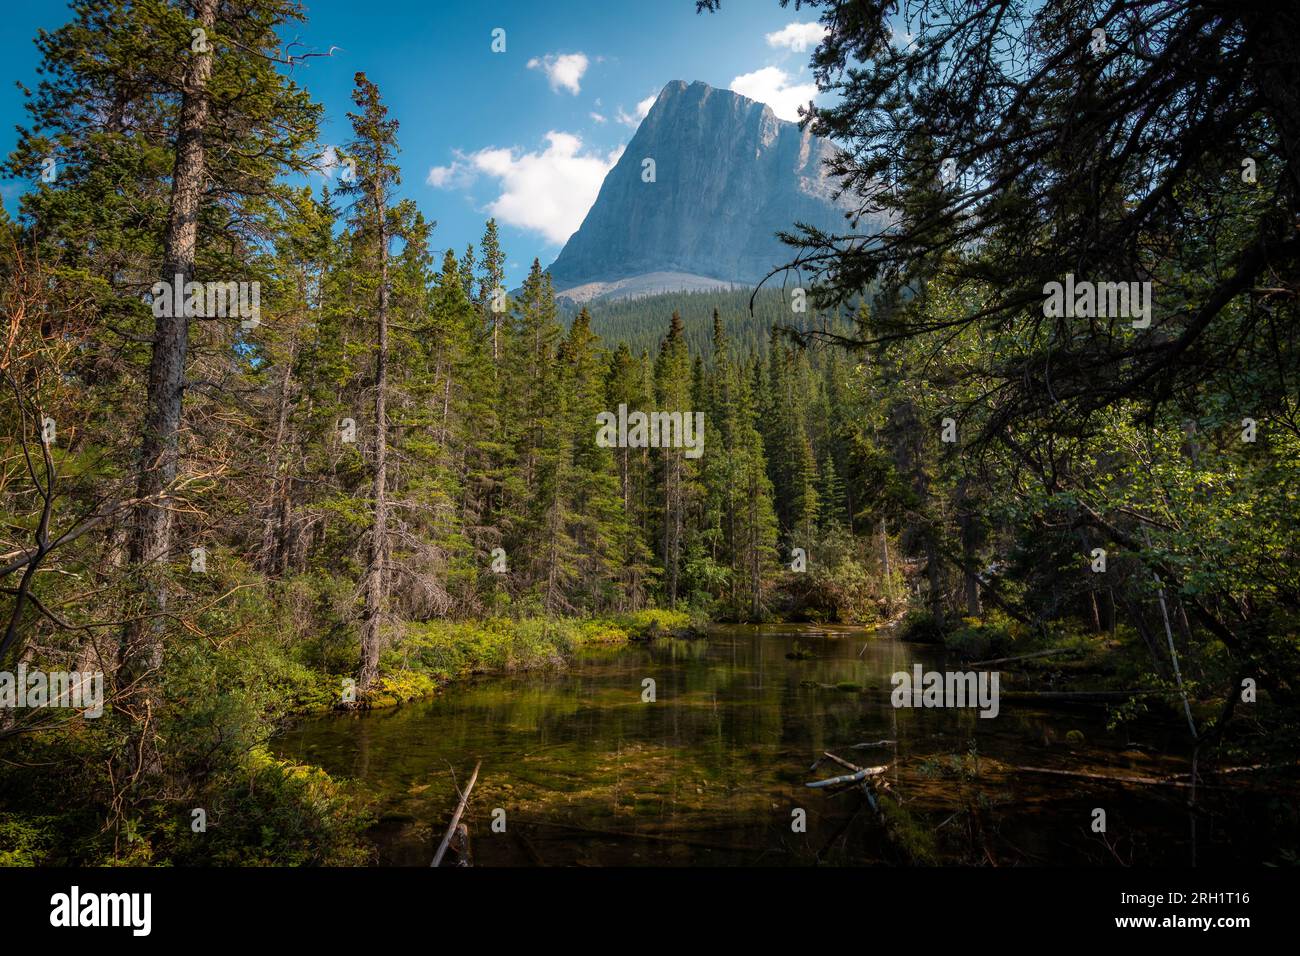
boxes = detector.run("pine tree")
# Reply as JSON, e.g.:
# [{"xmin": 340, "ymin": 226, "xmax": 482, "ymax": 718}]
[
  {"xmin": 459, "ymin": 243, "xmax": 477, "ymax": 304},
  {"xmin": 337, "ymin": 72, "xmax": 402, "ymax": 693},
  {"xmin": 558, "ymin": 310, "xmax": 627, "ymax": 609},
  {"xmin": 789, "ymin": 431, "xmax": 821, "ymax": 547},
  {"xmin": 477, "ymin": 218, "xmax": 506, "ymax": 366},
  {"xmin": 732, "ymin": 357, "xmax": 780, "ymax": 620},
  {"xmin": 256, "ymin": 187, "xmax": 337, "ymax": 577},
  {"xmin": 500, "ymin": 259, "xmax": 565, "ymax": 605},
  {"xmin": 762, "ymin": 329, "xmax": 796, "ymax": 530},
  {"xmin": 654, "ymin": 312, "xmax": 692, "ymax": 607},
  {"xmin": 605, "ymin": 343, "xmax": 657, "ymax": 607},
  {"xmin": 818, "ymin": 452, "xmax": 847, "ymax": 530},
  {"xmin": 8, "ymin": 0, "xmax": 324, "ymax": 764}
]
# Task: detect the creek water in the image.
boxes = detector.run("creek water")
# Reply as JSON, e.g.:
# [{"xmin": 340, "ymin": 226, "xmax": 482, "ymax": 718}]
[{"xmin": 275, "ymin": 624, "xmax": 1286, "ymax": 865}]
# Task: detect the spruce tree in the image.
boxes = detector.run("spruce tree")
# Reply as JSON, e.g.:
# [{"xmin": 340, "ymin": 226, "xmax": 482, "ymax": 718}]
[
  {"xmin": 651, "ymin": 312, "xmax": 695, "ymax": 607},
  {"xmin": 9, "ymin": 0, "xmax": 323, "ymax": 766},
  {"xmin": 336, "ymin": 72, "xmax": 402, "ymax": 692},
  {"xmin": 605, "ymin": 343, "xmax": 657, "ymax": 607},
  {"xmin": 477, "ymin": 218, "xmax": 506, "ymax": 366}
]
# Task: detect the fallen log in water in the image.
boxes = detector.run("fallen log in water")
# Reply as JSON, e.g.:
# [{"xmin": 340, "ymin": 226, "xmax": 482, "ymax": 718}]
[
  {"xmin": 805, "ymin": 750, "xmax": 938, "ymax": 864},
  {"xmin": 432, "ymin": 759, "xmax": 481, "ymax": 867},
  {"xmin": 999, "ymin": 689, "xmax": 1169, "ymax": 702},
  {"xmin": 808, "ymin": 750, "xmax": 858, "ymax": 775},
  {"xmin": 822, "ymin": 751, "xmax": 868, "ymax": 773},
  {"xmin": 807, "ymin": 762, "xmax": 889, "ymax": 789},
  {"xmin": 808, "ymin": 753, "xmax": 902, "ymax": 854},
  {"xmin": 1010, "ymin": 764, "xmax": 1198, "ymax": 787},
  {"xmin": 1008, "ymin": 760, "xmax": 1299, "ymax": 789}
]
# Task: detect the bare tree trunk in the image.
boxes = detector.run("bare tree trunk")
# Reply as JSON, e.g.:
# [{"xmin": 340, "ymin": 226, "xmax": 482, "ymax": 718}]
[
  {"xmin": 119, "ymin": 0, "xmax": 216, "ymax": 720},
  {"xmin": 544, "ymin": 470, "xmax": 564, "ymax": 614},
  {"xmin": 261, "ymin": 337, "xmax": 298, "ymax": 574},
  {"xmin": 1078, "ymin": 529, "xmax": 1102, "ymax": 632},
  {"xmin": 662, "ymin": 457, "xmax": 672, "ymax": 605},
  {"xmin": 1145, "ymin": 528, "xmax": 1198, "ymax": 740},
  {"xmin": 879, "ymin": 518, "xmax": 893, "ymax": 607},
  {"xmin": 845, "ymin": 478, "xmax": 857, "ymax": 536},
  {"xmin": 440, "ymin": 372, "xmax": 451, "ymax": 446},
  {"xmin": 890, "ymin": 394, "xmax": 943, "ymax": 623},
  {"xmin": 663, "ymin": 451, "xmax": 682, "ymax": 607},
  {"xmin": 749, "ymin": 475, "xmax": 761, "ymax": 621},
  {"xmin": 956, "ymin": 477, "xmax": 981, "ymax": 617},
  {"xmin": 359, "ymin": 217, "xmax": 390, "ymax": 693},
  {"xmin": 618, "ymin": 445, "xmax": 632, "ymax": 607}
]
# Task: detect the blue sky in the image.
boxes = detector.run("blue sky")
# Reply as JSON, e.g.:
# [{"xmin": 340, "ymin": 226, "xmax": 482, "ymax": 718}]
[{"xmin": 0, "ymin": 0, "xmax": 837, "ymax": 288}]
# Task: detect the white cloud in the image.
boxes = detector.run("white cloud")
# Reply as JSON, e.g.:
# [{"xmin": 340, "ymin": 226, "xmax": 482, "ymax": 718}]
[
  {"xmin": 730, "ymin": 67, "xmax": 818, "ymax": 122},
  {"xmin": 526, "ymin": 52, "xmax": 589, "ymax": 95},
  {"xmin": 426, "ymin": 151, "xmax": 477, "ymax": 189},
  {"xmin": 314, "ymin": 144, "xmax": 342, "ymax": 180},
  {"xmin": 590, "ymin": 112, "xmax": 607, "ymax": 124},
  {"xmin": 426, "ymin": 163, "xmax": 458, "ymax": 188},
  {"xmin": 616, "ymin": 94, "xmax": 657, "ymax": 128},
  {"xmin": 472, "ymin": 132, "xmax": 624, "ymax": 245},
  {"xmin": 765, "ymin": 21, "xmax": 827, "ymax": 53}
]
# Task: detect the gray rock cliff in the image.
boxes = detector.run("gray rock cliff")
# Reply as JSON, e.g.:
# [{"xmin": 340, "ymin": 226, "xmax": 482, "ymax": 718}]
[{"xmin": 546, "ymin": 80, "xmax": 859, "ymax": 302}]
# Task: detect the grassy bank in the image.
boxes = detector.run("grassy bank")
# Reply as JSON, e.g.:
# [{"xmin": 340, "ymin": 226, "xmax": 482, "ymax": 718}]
[{"xmin": 284, "ymin": 609, "xmax": 698, "ymax": 711}]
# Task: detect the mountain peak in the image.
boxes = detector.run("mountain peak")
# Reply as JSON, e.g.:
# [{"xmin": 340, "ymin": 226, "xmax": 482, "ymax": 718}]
[
  {"xmin": 653, "ymin": 79, "xmax": 777, "ymax": 120},
  {"xmin": 546, "ymin": 79, "xmax": 861, "ymax": 303}
]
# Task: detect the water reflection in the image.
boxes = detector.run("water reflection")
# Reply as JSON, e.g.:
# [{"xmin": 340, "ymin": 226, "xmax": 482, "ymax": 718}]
[{"xmin": 276, "ymin": 625, "xmax": 1287, "ymax": 866}]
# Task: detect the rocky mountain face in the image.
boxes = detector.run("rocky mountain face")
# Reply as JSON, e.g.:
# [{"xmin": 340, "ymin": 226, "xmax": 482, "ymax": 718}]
[{"xmin": 546, "ymin": 80, "xmax": 859, "ymax": 303}]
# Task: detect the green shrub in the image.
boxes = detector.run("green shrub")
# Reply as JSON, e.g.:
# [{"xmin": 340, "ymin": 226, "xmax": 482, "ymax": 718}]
[
  {"xmin": 900, "ymin": 609, "xmax": 947, "ymax": 644},
  {"xmin": 169, "ymin": 748, "xmax": 373, "ymax": 866},
  {"xmin": 0, "ymin": 814, "xmax": 55, "ymax": 867},
  {"xmin": 944, "ymin": 617, "xmax": 1015, "ymax": 660},
  {"xmin": 798, "ymin": 528, "xmax": 888, "ymax": 624}
]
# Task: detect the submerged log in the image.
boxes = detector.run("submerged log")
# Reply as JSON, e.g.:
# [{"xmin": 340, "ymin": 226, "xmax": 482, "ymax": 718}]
[
  {"xmin": 1008, "ymin": 760, "xmax": 1298, "ymax": 789},
  {"xmin": 1008, "ymin": 764, "xmax": 1214, "ymax": 788},
  {"xmin": 999, "ymin": 689, "xmax": 1168, "ymax": 702},
  {"xmin": 807, "ymin": 764, "xmax": 888, "ymax": 789},
  {"xmin": 822, "ymin": 751, "xmax": 867, "ymax": 773},
  {"xmin": 432, "ymin": 759, "xmax": 481, "ymax": 867}
]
